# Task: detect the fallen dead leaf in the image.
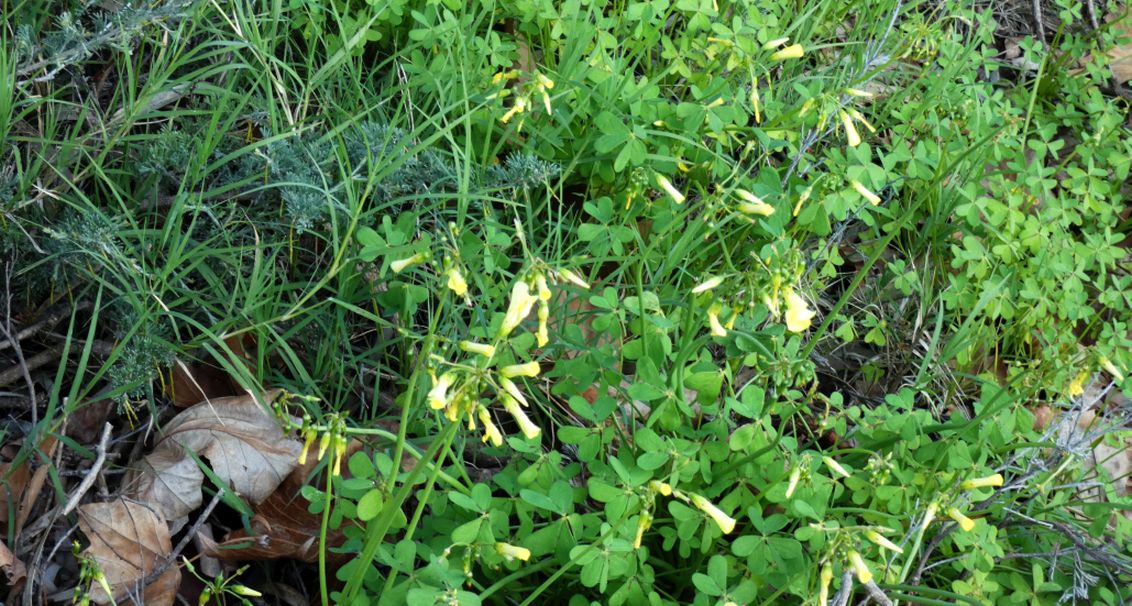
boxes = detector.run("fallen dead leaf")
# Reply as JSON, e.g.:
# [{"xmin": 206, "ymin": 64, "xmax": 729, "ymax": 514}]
[
  {"xmin": 15, "ymin": 435, "xmax": 57, "ymax": 538},
  {"xmin": 126, "ymin": 391, "xmax": 299, "ymax": 520},
  {"xmin": 201, "ymin": 439, "xmax": 361, "ymax": 564},
  {"xmin": 0, "ymin": 538, "xmax": 26, "ymax": 590},
  {"xmin": 77, "ymin": 498, "xmax": 180, "ymax": 606},
  {"xmin": 1105, "ymin": 11, "xmax": 1132, "ymax": 83}
]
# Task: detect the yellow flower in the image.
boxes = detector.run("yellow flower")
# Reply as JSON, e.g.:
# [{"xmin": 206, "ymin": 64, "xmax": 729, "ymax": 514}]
[
  {"xmin": 1099, "ymin": 356, "xmax": 1125, "ymax": 381},
  {"xmin": 784, "ymin": 289, "xmax": 817, "ymax": 333},
  {"xmin": 850, "ymin": 180, "xmax": 882, "ymax": 205},
  {"xmin": 784, "ymin": 465, "xmax": 802, "ymax": 498},
  {"xmin": 839, "ymin": 110, "xmax": 861, "ymax": 147},
  {"xmin": 390, "ymin": 252, "xmax": 426, "ymax": 273},
  {"xmin": 500, "ymin": 361, "xmax": 540, "ymax": 378},
  {"xmin": 446, "ymin": 266, "xmax": 468, "ymax": 296},
  {"xmin": 690, "ymin": 493, "xmax": 737, "ymax": 534},
  {"xmin": 947, "ymin": 507, "xmax": 976, "ymax": 532},
  {"xmin": 557, "ymin": 268, "xmax": 591, "ymax": 290},
  {"xmin": 656, "ymin": 174, "xmax": 686, "ymax": 204},
  {"xmin": 459, "ymin": 340, "xmax": 496, "ymax": 358},
  {"xmin": 500, "ymin": 377, "xmax": 529, "ymax": 407},
  {"xmin": 770, "ymin": 44, "xmax": 805, "ymax": 61},
  {"xmin": 822, "ymin": 456, "xmax": 851, "ymax": 478},
  {"xmin": 331, "ymin": 436, "xmax": 346, "ymax": 477},
  {"xmin": 536, "ymin": 73, "xmax": 555, "ymax": 89},
  {"xmin": 923, "ymin": 501, "xmax": 939, "ymax": 528},
  {"xmin": 633, "ymin": 511, "xmax": 652, "ymax": 549},
  {"xmin": 819, "ymin": 562, "xmax": 833, "ymax": 605},
  {"xmin": 478, "ymin": 406, "xmax": 503, "ymax": 446},
  {"xmin": 847, "ymin": 550, "xmax": 872, "ymax": 584},
  {"xmin": 707, "ymin": 304, "xmax": 728, "ymax": 338},
  {"xmin": 1067, "ymin": 369, "xmax": 1089, "ymax": 396},
  {"xmin": 495, "ymin": 542, "xmax": 531, "ymax": 562},
  {"xmin": 845, "ymin": 87, "xmax": 873, "ymax": 97},
  {"xmin": 792, "ymin": 185, "xmax": 813, "ymax": 217},
  {"xmin": 428, "ymin": 372, "xmax": 456, "ymax": 410},
  {"xmin": 864, "ymin": 529, "xmax": 904, "ymax": 554},
  {"xmin": 540, "ymin": 89, "xmax": 553, "ymax": 115},
  {"xmin": 762, "ymin": 36, "xmax": 790, "ymax": 50},
  {"xmin": 961, "ymin": 473, "xmax": 1004, "ymax": 491},
  {"xmin": 499, "ymin": 280, "xmax": 540, "ymax": 338},
  {"xmin": 649, "ymin": 480, "xmax": 673, "ymax": 496},
  {"xmin": 500, "ymin": 97, "xmax": 527, "ymax": 124},
  {"xmin": 535, "ymin": 274, "xmax": 552, "ymax": 301},
  {"xmin": 750, "ymin": 77, "xmax": 761, "ymax": 124},
  {"xmin": 502, "ymin": 394, "xmax": 541, "ymax": 440},
  {"xmin": 735, "ymin": 189, "xmax": 776, "ymax": 216},
  {"xmin": 692, "ymin": 275, "xmax": 725, "ymax": 294},
  {"xmin": 847, "ymin": 108, "xmax": 877, "ymax": 133},
  {"xmin": 317, "ymin": 430, "xmax": 332, "ymax": 462},
  {"xmin": 297, "ymin": 428, "xmax": 316, "ymax": 465}
]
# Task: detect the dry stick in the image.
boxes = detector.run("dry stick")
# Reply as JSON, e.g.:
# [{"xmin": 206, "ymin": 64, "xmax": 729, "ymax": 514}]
[
  {"xmin": 0, "ymin": 301, "xmax": 90, "ymax": 351},
  {"xmin": 863, "ymin": 581, "xmax": 895, "ymax": 606},
  {"xmin": 60, "ymin": 423, "xmax": 113, "ymax": 516},
  {"xmin": 1031, "ymin": 0, "xmax": 1047, "ymax": 44},
  {"xmin": 0, "ymin": 261, "xmax": 36, "ymax": 425},
  {"xmin": 0, "ymin": 346, "xmax": 62, "ymax": 388},
  {"xmin": 831, "ymin": 570, "xmax": 854, "ymax": 606}
]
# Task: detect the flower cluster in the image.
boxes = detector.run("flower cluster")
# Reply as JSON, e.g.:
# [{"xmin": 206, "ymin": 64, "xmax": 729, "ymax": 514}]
[
  {"xmin": 635, "ymin": 480, "xmax": 737, "ymax": 548},
  {"xmin": 491, "ymin": 70, "xmax": 556, "ymax": 131}
]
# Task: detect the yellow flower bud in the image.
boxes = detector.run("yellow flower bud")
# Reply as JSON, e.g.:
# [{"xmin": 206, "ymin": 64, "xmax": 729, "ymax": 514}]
[
  {"xmin": 850, "ymin": 180, "xmax": 882, "ymax": 205},
  {"xmin": 762, "ymin": 36, "xmax": 790, "ymax": 50},
  {"xmin": 735, "ymin": 189, "xmax": 776, "ymax": 216},
  {"xmin": 230, "ymin": 585, "xmax": 263, "ymax": 597},
  {"xmin": 297, "ymin": 429, "xmax": 316, "ymax": 465},
  {"xmin": 535, "ymin": 274, "xmax": 552, "ymax": 301},
  {"xmin": 536, "ymin": 302, "xmax": 549, "ymax": 347},
  {"xmin": 819, "ymin": 562, "xmax": 833, "ymax": 605},
  {"xmin": 656, "ymin": 174, "xmax": 685, "ymax": 204},
  {"xmin": 864, "ymin": 529, "xmax": 904, "ymax": 554},
  {"xmin": 633, "ymin": 511, "xmax": 652, "ymax": 549},
  {"xmin": 500, "ymin": 376, "xmax": 529, "ymax": 408},
  {"xmin": 536, "ymin": 73, "xmax": 555, "ymax": 89},
  {"xmin": 500, "ymin": 361, "xmax": 540, "ymax": 378},
  {"xmin": 947, "ymin": 507, "xmax": 976, "ymax": 532},
  {"xmin": 792, "ymin": 185, "xmax": 813, "ymax": 217},
  {"xmin": 390, "ymin": 252, "xmax": 426, "ymax": 273},
  {"xmin": 502, "ymin": 395, "xmax": 541, "ymax": 440},
  {"xmin": 839, "ymin": 110, "xmax": 861, "ymax": 147},
  {"xmin": 770, "ymin": 44, "xmax": 805, "ymax": 61},
  {"xmin": 784, "ymin": 465, "xmax": 802, "ymax": 498},
  {"xmin": 478, "ymin": 406, "xmax": 503, "ymax": 446},
  {"xmin": 690, "ymin": 493, "xmax": 737, "ymax": 534},
  {"xmin": 692, "ymin": 275, "xmax": 725, "ymax": 294},
  {"xmin": 557, "ymin": 268, "xmax": 591, "ymax": 290},
  {"xmin": 961, "ymin": 473, "xmax": 1004, "ymax": 491},
  {"xmin": 649, "ymin": 480, "xmax": 673, "ymax": 496},
  {"xmin": 495, "ymin": 542, "xmax": 531, "ymax": 562},
  {"xmin": 845, "ymin": 87, "xmax": 873, "ymax": 97},
  {"xmin": 822, "ymin": 456, "xmax": 851, "ymax": 478},
  {"xmin": 459, "ymin": 340, "xmax": 496, "ymax": 358},
  {"xmin": 847, "ymin": 108, "xmax": 877, "ymax": 133},
  {"xmin": 540, "ymin": 89, "xmax": 552, "ymax": 115},
  {"xmin": 1099, "ymin": 356, "xmax": 1125, "ymax": 381},
  {"xmin": 848, "ymin": 550, "xmax": 872, "ymax": 584}
]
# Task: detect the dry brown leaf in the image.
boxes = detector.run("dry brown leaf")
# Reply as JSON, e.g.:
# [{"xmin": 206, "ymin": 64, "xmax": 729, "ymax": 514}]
[
  {"xmin": 1106, "ymin": 12, "xmax": 1132, "ymax": 83},
  {"xmin": 0, "ymin": 457, "xmax": 30, "ymax": 535},
  {"xmin": 77, "ymin": 498, "xmax": 180, "ymax": 606},
  {"xmin": 168, "ymin": 359, "xmax": 242, "ymax": 408},
  {"xmin": 14, "ymin": 435, "xmax": 57, "ymax": 538},
  {"xmin": 0, "ymin": 538, "xmax": 26, "ymax": 590},
  {"xmin": 126, "ymin": 390, "xmax": 298, "ymax": 525},
  {"xmin": 123, "ymin": 445, "xmax": 204, "ymax": 529},
  {"xmin": 202, "ymin": 440, "xmax": 361, "ymax": 564}
]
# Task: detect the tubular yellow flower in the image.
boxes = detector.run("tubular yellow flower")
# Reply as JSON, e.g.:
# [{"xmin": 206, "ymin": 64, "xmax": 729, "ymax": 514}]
[
  {"xmin": 446, "ymin": 266, "xmax": 468, "ymax": 296},
  {"xmin": 500, "ymin": 377, "xmax": 530, "ymax": 407},
  {"xmin": 540, "ymin": 89, "xmax": 552, "ymax": 115},
  {"xmin": 784, "ymin": 289, "xmax": 817, "ymax": 333},
  {"xmin": 316, "ymin": 430, "xmax": 331, "ymax": 462},
  {"xmin": 428, "ymin": 372, "xmax": 456, "ymax": 410},
  {"xmin": 923, "ymin": 501, "xmax": 939, "ymax": 528},
  {"xmin": 762, "ymin": 36, "xmax": 790, "ymax": 50},
  {"xmin": 792, "ymin": 185, "xmax": 813, "ymax": 217},
  {"xmin": 536, "ymin": 302, "xmax": 549, "ymax": 347},
  {"xmin": 500, "ymin": 361, "xmax": 540, "ymax": 378},
  {"xmin": 500, "ymin": 97, "xmax": 527, "ymax": 124},
  {"xmin": 750, "ymin": 77, "xmax": 761, "ymax": 124},
  {"xmin": 770, "ymin": 44, "xmax": 805, "ymax": 61},
  {"xmin": 499, "ymin": 280, "xmax": 539, "ymax": 338},
  {"xmin": 735, "ymin": 189, "xmax": 776, "ymax": 216},
  {"xmin": 961, "ymin": 473, "xmax": 1004, "ymax": 491},
  {"xmin": 822, "ymin": 456, "xmax": 851, "ymax": 478},
  {"xmin": 784, "ymin": 465, "xmax": 802, "ymax": 498},
  {"xmin": 478, "ymin": 406, "xmax": 503, "ymax": 446},
  {"xmin": 536, "ymin": 73, "xmax": 555, "ymax": 89},
  {"xmin": 847, "ymin": 108, "xmax": 877, "ymax": 133},
  {"xmin": 1067, "ymin": 370, "xmax": 1089, "ymax": 396},
  {"xmin": 819, "ymin": 562, "xmax": 833, "ymax": 605},
  {"xmin": 864, "ymin": 529, "xmax": 905, "ymax": 554},
  {"xmin": 535, "ymin": 274, "xmax": 552, "ymax": 301},
  {"xmin": 847, "ymin": 550, "xmax": 872, "ymax": 584},
  {"xmin": 850, "ymin": 180, "xmax": 882, "ymax": 205},
  {"xmin": 708, "ymin": 304, "xmax": 728, "ymax": 337},
  {"xmin": 297, "ymin": 429, "xmax": 316, "ymax": 465},
  {"xmin": 633, "ymin": 511, "xmax": 652, "ymax": 549},
  {"xmin": 1099, "ymin": 356, "xmax": 1125, "ymax": 381},
  {"xmin": 839, "ymin": 110, "xmax": 861, "ymax": 147},
  {"xmin": 845, "ymin": 87, "xmax": 873, "ymax": 97},
  {"xmin": 947, "ymin": 507, "xmax": 976, "ymax": 532},
  {"xmin": 692, "ymin": 275, "xmax": 725, "ymax": 294},
  {"xmin": 705, "ymin": 97, "xmax": 725, "ymax": 109},
  {"xmin": 495, "ymin": 542, "xmax": 531, "ymax": 562},
  {"xmin": 656, "ymin": 174, "xmax": 686, "ymax": 204},
  {"xmin": 459, "ymin": 340, "xmax": 496, "ymax": 358},
  {"xmin": 390, "ymin": 252, "xmax": 426, "ymax": 273},
  {"xmin": 331, "ymin": 436, "xmax": 346, "ymax": 477},
  {"xmin": 502, "ymin": 394, "xmax": 541, "ymax": 439},
  {"xmin": 690, "ymin": 493, "xmax": 737, "ymax": 534},
  {"xmin": 557, "ymin": 268, "xmax": 591, "ymax": 290},
  {"xmin": 649, "ymin": 480, "xmax": 673, "ymax": 496}
]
